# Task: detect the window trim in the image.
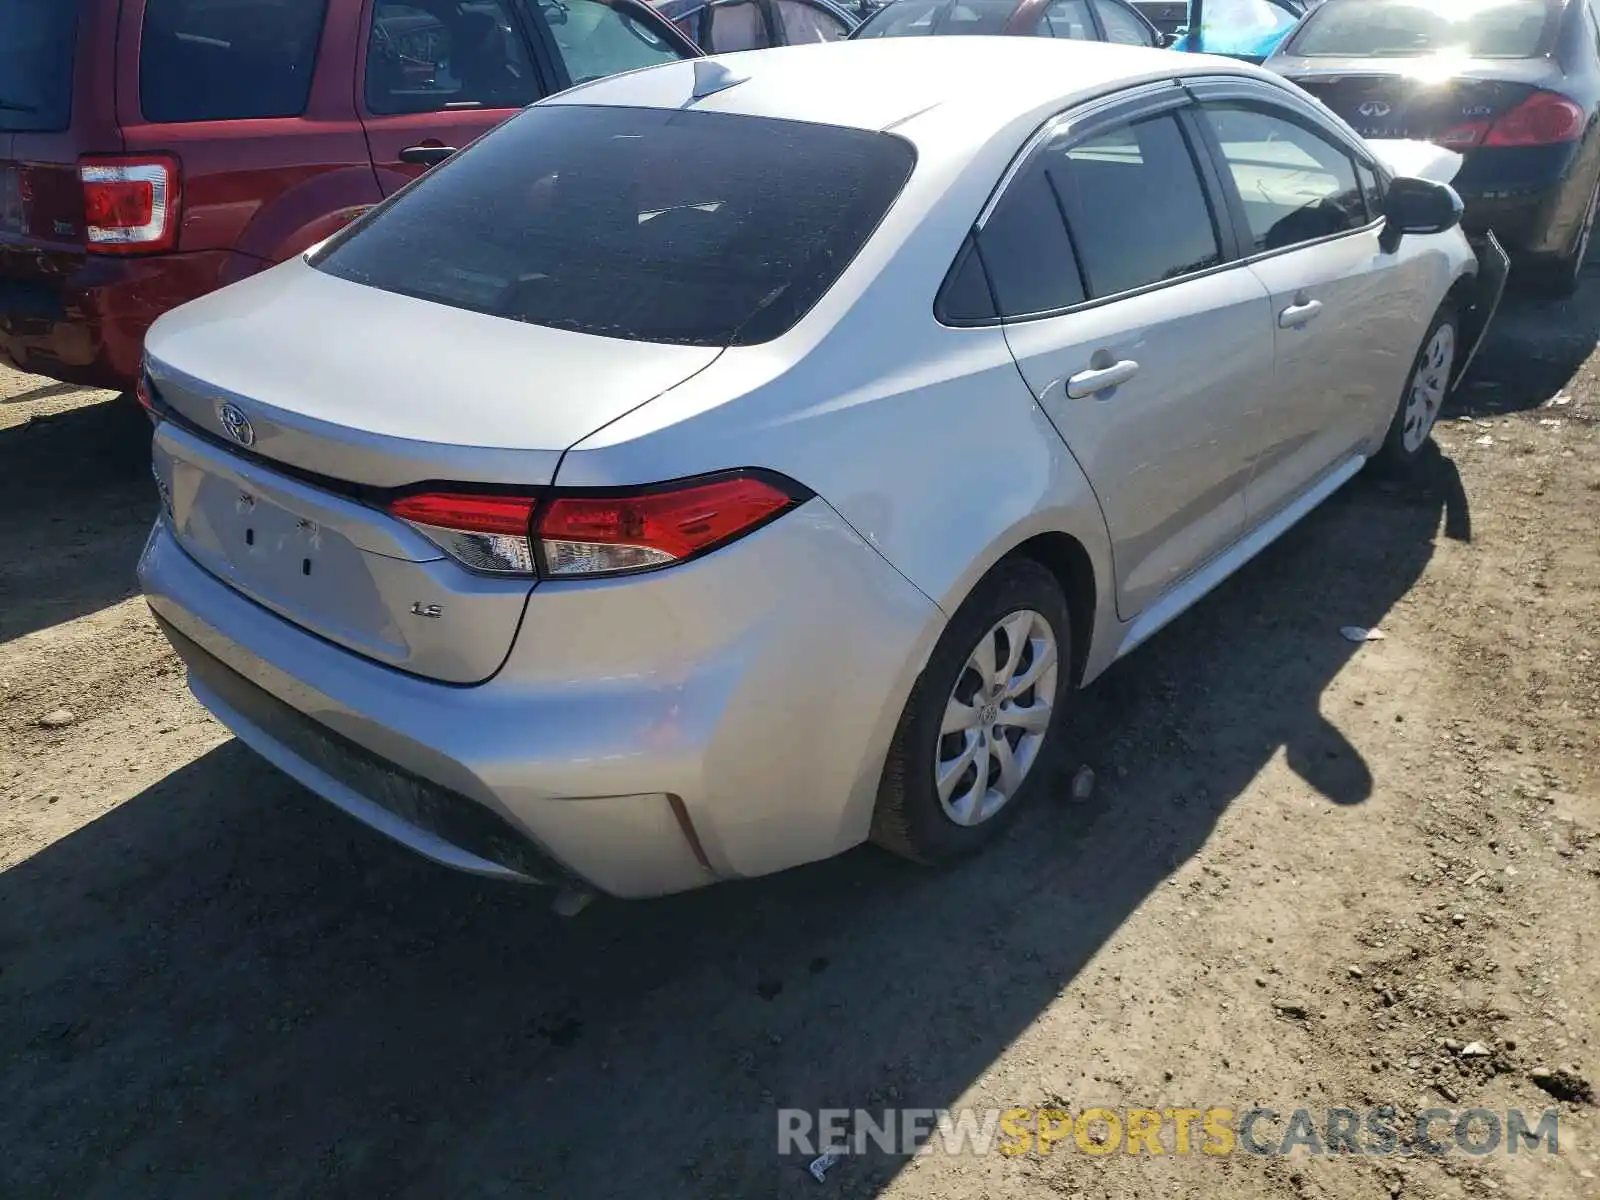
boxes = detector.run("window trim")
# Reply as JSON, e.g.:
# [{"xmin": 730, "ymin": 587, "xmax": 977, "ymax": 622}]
[
  {"xmin": 1181, "ymin": 78, "xmax": 1388, "ymax": 269},
  {"xmin": 940, "ymin": 80, "xmax": 1251, "ymax": 328}
]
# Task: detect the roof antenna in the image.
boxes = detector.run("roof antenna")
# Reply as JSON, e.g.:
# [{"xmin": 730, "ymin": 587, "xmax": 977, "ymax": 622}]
[{"xmin": 690, "ymin": 59, "xmax": 746, "ymax": 102}]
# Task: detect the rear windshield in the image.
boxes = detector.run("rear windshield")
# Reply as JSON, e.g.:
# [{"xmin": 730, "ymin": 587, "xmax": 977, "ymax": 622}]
[
  {"xmin": 311, "ymin": 104, "xmax": 916, "ymax": 347},
  {"xmin": 0, "ymin": 1, "xmax": 78, "ymax": 133},
  {"xmin": 1288, "ymin": 0, "xmax": 1554, "ymax": 58},
  {"xmin": 853, "ymin": 0, "xmax": 1019, "ymax": 37}
]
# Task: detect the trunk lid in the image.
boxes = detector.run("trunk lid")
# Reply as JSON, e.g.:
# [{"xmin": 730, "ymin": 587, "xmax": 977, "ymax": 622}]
[
  {"xmin": 1277, "ymin": 58, "xmax": 1557, "ymax": 144},
  {"xmin": 144, "ymin": 257, "xmax": 722, "ymax": 684}
]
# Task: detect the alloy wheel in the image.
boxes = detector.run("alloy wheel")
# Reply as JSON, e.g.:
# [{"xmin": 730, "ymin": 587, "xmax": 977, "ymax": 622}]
[{"xmin": 935, "ymin": 609, "xmax": 1059, "ymax": 827}]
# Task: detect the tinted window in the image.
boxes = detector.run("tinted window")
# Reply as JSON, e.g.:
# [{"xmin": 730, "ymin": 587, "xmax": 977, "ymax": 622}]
[
  {"xmin": 854, "ymin": 0, "xmax": 1020, "ymax": 38},
  {"xmin": 1050, "ymin": 113, "xmax": 1221, "ymax": 297},
  {"xmin": 142, "ymin": 0, "xmax": 329, "ymax": 123},
  {"xmin": 1290, "ymin": 0, "xmax": 1554, "ymax": 58},
  {"xmin": 936, "ymin": 237, "xmax": 998, "ymax": 323},
  {"xmin": 1093, "ymin": 0, "xmax": 1154, "ymax": 43},
  {"xmin": 0, "ymin": 0, "xmax": 77, "ymax": 133},
  {"xmin": 532, "ymin": 0, "xmax": 692, "ymax": 81},
  {"xmin": 977, "ymin": 165, "xmax": 1085, "ymax": 317},
  {"xmin": 366, "ymin": 1, "xmax": 537, "ymax": 115},
  {"xmin": 776, "ymin": 0, "xmax": 853, "ymax": 40},
  {"xmin": 1201, "ymin": 104, "xmax": 1366, "ymax": 251},
  {"xmin": 1037, "ymin": 0, "xmax": 1097, "ymax": 38},
  {"xmin": 703, "ymin": 0, "xmax": 772, "ymax": 49},
  {"xmin": 313, "ymin": 105, "xmax": 915, "ymax": 347}
]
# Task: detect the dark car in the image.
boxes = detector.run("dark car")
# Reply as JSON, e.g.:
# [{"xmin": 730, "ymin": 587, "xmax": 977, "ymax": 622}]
[
  {"xmin": 0, "ymin": 0, "xmax": 698, "ymax": 394},
  {"xmin": 1265, "ymin": 0, "xmax": 1600, "ymax": 294},
  {"xmin": 850, "ymin": 0, "xmax": 1168, "ymax": 46},
  {"xmin": 653, "ymin": 0, "xmax": 858, "ymax": 52}
]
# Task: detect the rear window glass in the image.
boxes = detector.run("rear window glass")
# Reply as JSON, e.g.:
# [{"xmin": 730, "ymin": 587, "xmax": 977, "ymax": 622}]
[
  {"xmin": 853, "ymin": 0, "xmax": 1020, "ymax": 37},
  {"xmin": 0, "ymin": 1, "xmax": 77, "ymax": 133},
  {"xmin": 311, "ymin": 104, "xmax": 916, "ymax": 347},
  {"xmin": 142, "ymin": 0, "xmax": 330, "ymax": 123},
  {"xmin": 1289, "ymin": 0, "xmax": 1554, "ymax": 58}
]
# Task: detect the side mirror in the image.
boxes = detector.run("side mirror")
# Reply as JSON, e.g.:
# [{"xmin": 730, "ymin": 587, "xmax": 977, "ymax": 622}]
[{"xmin": 1379, "ymin": 176, "xmax": 1463, "ymax": 253}]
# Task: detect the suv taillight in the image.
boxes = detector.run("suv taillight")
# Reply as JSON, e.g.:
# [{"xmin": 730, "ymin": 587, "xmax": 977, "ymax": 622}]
[
  {"xmin": 79, "ymin": 155, "xmax": 182, "ymax": 253},
  {"xmin": 388, "ymin": 471, "xmax": 808, "ymax": 579}
]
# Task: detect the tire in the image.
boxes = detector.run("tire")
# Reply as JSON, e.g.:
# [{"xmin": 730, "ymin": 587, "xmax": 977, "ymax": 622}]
[
  {"xmin": 1371, "ymin": 303, "xmax": 1458, "ymax": 475},
  {"xmin": 870, "ymin": 557, "xmax": 1071, "ymax": 865},
  {"xmin": 1526, "ymin": 175, "xmax": 1600, "ymax": 298}
]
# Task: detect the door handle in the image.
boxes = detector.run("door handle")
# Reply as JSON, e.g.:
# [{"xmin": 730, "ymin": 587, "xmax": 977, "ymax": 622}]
[
  {"xmin": 399, "ymin": 144, "xmax": 457, "ymax": 167},
  {"xmin": 1278, "ymin": 298, "xmax": 1323, "ymax": 329},
  {"xmin": 1066, "ymin": 358, "xmax": 1139, "ymax": 398}
]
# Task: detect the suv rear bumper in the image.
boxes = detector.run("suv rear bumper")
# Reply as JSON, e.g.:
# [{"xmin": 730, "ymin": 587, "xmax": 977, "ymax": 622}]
[
  {"xmin": 0, "ymin": 249, "xmax": 261, "ymax": 390},
  {"xmin": 138, "ymin": 499, "xmax": 942, "ymax": 898}
]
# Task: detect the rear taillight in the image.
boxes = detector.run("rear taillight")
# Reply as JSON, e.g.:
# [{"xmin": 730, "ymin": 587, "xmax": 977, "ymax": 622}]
[
  {"xmin": 388, "ymin": 471, "xmax": 808, "ymax": 579},
  {"xmin": 79, "ymin": 155, "xmax": 182, "ymax": 253},
  {"xmin": 1441, "ymin": 91, "xmax": 1587, "ymax": 149},
  {"xmin": 134, "ymin": 370, "xmax": 160, "ymax": 425}
]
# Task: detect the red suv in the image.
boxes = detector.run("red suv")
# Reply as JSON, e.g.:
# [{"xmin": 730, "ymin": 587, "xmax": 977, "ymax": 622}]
[{"xmin": 0, "ymin": 0, "xmax": 698, "ymax": 392}]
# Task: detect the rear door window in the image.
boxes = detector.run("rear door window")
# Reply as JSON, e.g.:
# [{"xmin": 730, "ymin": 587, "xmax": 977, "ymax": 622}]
[
  {"xmin": 774, "ymin": 0, "xmax": 853, "ymax": 41},
  {"xmin": 1049, "ymin": 113, "xmax": 1223, "ymax": 297},
  {"xmin": 976, "ymin": 165, "xmax": 1086, "ymax": 318},
  {"xmin": 1036, "ymin": 0, "xmax": 1097, "ymax": 38},
  {"xmin": 141, "ymin": 0, "xmax": 330, "ymax": 123},
  {"xmin": 701, "ymin": 0, "xmax": 773, "ymax": 50},
  {"xmin": 0, "ymin": 0, "xmax": 77, "ymax": 133},
  {"xmin": 366, "ymin": 1, "xmax": 539, "ymax": 114},
  {"xmin": 528, "ymin": 0, "xmax": 694, "ymax": 83},
  {"xmin": 311, "ymin": 105, "xmax": 915, "ymax": 346},
  {"xmin": 1091, "ymin": 0, "xmax": 1156, "ymax": 44}
]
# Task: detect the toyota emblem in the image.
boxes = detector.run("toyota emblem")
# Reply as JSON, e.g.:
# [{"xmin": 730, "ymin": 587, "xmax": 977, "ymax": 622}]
[
  {"xmin": 217, "ymin": 401, "xmax": 255, "ymax": 447},
  {"xmin": 1357, "ymin": 101, "xmax": 1392, "ymax": 118}
]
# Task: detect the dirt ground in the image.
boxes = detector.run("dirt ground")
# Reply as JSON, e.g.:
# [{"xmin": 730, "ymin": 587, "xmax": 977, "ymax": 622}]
[{"xmin": 1, "ymin": 283, "xmax": 1596, "ymax": 1200}]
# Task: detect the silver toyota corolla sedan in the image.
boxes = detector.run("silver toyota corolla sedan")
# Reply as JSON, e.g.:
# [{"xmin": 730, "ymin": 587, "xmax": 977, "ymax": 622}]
[{"xmin": 137, "ymin": 37, "xmax": 1505, "ymax": 899}]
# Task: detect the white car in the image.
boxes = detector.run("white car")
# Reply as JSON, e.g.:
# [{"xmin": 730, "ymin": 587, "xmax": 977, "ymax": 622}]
[{"xmin": 137, "ymin": 38, "xmax": 1504, "ymax": 900}]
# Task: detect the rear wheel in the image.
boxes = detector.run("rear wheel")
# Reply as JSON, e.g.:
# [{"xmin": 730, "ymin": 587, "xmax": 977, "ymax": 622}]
[
  {"xmin": 871, "ymin": 558, "xmax": 1070, "ymax": 864},
  {"xmin": 1372, "ymin": 304, "xmax": 1457, "ymax": 474}
]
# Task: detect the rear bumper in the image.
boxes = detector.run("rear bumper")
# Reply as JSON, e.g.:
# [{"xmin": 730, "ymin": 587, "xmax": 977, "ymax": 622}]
[
  {"xmin": 1455, "ymin": 145, "xmax": 1594, "ymax": 261},
  {"xmin": 0, "ymin": 249, "xmax": 264, "ymax": 390},
  {"xmin": 138, "ymin": 501, "xmax": 942, "ymax": 899}
]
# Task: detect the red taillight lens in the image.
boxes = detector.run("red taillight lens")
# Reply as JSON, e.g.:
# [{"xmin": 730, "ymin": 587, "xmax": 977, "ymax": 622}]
[
  {"xmin": 1482, "ymin": 92, "xmax": 1585, "ymax": 147},
  {"xmin": 389, "ymin": 492, "xmax": 538, "ymax": 574},
  {"xmin": 134, "ymin": 370, "xmax": 160, "ymax": 424},
  {"xmin": 387, "ymin": 473, "xmax": 806, "ymax": 579},
  {"xmin": 79, "ymin": 155, "xmax": 182, "ymax": 253}
]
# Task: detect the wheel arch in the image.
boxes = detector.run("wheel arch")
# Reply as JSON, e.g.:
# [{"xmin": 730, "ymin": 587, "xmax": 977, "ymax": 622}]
[{"xmin": 1006, "ymin": 532, "xmax": 1098, "ymax": 690}]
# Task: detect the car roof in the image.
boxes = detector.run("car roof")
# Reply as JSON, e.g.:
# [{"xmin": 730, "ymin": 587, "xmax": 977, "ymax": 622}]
[{"xmin": 547, "ymin": 37, "xmax": 1270, "ymax": 140}]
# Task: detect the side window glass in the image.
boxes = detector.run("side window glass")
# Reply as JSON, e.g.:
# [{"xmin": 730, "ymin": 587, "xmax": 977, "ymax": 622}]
[
  {"xmin": 775, "ymin": 0, "xmax": 851, "ymax": 41},
  {"xmin": 1048, "ymin": 112, "xmax": 1221, "ymax": 297},
  {"xmin": 1356, "ymin": 160, "xmax": 1383, "ymax": 222},
  {"xmin": 366, "ymin": 1, "xmax": 537, "ymax": 115},
  {"xmin": 1200, "ymin": 103, "xmax": 1367, "ymax": 252},
  {"xmin": 704, "ymin": 0, "xmax": 772, "ymax": 50},
  {"xmin": 976, "ymin": 164, "xmax": 1085, "ymax": 318},
  {"xmin": 533, "ymin": 0, "xmax": 694, "ymax": 82},
  {"xmin": 1037, "ymin": 0, "xmax": 1097, "ymax": 39},
  {"xmin": 142, "ymin": 0, "xmax": 329, "ymax": 123},
  {"xmin": 1091, "ymin": 0, "xmax": 1155, "ymax": 44},
  {"xmin": 936, "ymin": 236, "xmax": 998, "ymax": 323}
]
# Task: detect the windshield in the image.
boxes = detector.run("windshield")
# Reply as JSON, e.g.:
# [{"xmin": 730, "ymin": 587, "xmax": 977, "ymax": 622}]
[
  {"xmin": 0, "ymin": 0, "xmax": 78, "ymax": 132},
  {"xmin": 1288, "ymin": 0, "xmax": 1554, "ymax": 58},
  {"xmin": 853, "ymin": 0, "xmax": 1019, "ymax": 37},
  {"xmin": 312, "ymin": 104, "xmax": 916, "ymax": 347}
]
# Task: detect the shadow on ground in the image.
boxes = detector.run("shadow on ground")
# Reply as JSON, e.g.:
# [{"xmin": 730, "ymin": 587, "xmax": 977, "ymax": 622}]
[
  {"xmin": 0, "ymin": 442, "xmax": 1469, "ymax": 1199},
  {"xmin": 1451, "ymin": 271, "xmax": 1600, "ymax": 418},
  {"xmin": 0, "ymin": 396, "xmax": 157, "ymax": 643}
]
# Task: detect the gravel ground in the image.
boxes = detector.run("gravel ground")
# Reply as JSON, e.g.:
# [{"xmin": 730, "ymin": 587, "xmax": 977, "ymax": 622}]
[{"xmin": 0, "ymin": 284, "xmax": 1596, "ymax": 1200}]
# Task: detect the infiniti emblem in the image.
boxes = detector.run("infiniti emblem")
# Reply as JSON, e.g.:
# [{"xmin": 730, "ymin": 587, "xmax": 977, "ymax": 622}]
[
  {"xmin": 217, "ymin": 401, "xmax": 255, "ymax": 447},
  {"xmin": 1358, "ymin": 100, "xmax": 1392, "ymax": 118}
]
